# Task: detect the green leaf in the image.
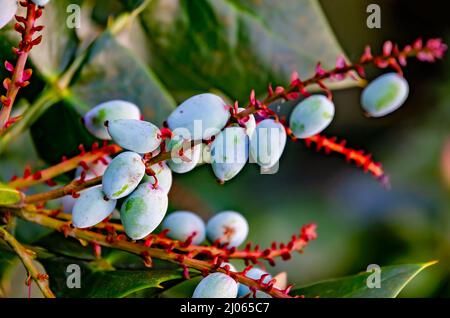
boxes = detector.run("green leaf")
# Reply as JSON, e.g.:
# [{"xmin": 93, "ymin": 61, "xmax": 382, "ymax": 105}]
[
  {"xmin": 0, "ymin": 183, "xmax": 22, "ymax": 206},
  {"xmin": 40, "ymin": 256, "xmax": 183, "ymax": 298},
  {"xmin": 70, "ymin": 32, "xmax": 176, "ymax": 124},
  {"xmin": 30, "ymin": 0, "xmax": 81, "ymax": 78},
  {"xmin": 140, "ymin": 0, "xmax": 356, "ymax": 101},
  {"xmin": 85, "ymin": 269, "xmax": 183, "ymax": 298},
  {"xmin": 291, "ymin": 262, "xmax": 437, "ymax": 298}
]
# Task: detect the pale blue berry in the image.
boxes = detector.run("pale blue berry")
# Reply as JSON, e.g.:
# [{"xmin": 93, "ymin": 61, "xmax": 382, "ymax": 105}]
[
  {"xmin": 107, "ymin": 119, "xmax": 161, "ymax": 154},
  {"xmin": 206, "ymin": 211, "xmax": 249, "ymax": 247},
  {"xmin": 72, "ymin": 185, "xmax": 116, "ymax": 228},
  {"xmin": 211, "ymin": 127, "xmax": 249, "ymax": 182},
  {"xmin": 31, "ymin": 0, "xmax": 50, "ymax": 6},
  {"xmin": 167, "ymin": 135, "xmax": 202, "ymax": 173},
  {"xmin": 361, "ymin": 72, "xmax": 409, "ymax": 117},
  {"xmin": 249, "ymin": 119, "xmax": 287, "ymax": 168},
  {"xmin": 62, "ymin": 195, "xmax": 76, "ymax": 213},
  {"xmin": 102, "ymin": 152, "xmax": 145, "ymax": 199},
  {"xmin": 120, "ymin": 184, "xmax": 168, "ymax": 240},
  {"xmin": 167, "ymin": 93, "xmax": 230, "ymax": 140},
  {"xmin": 83, "ymin": 100, "xmax": 141, "ymax": 140},
  {"xmin": 141, "ymin": 162, "xmax": 172, "ymax": 194},
  {"xmin": 0, "ymin": 0, "xmax": 17, "ymax": 29},
  {"xmin": 192, "ymin": 273, "xmax": 238, "ymax": 298},
  {"xmin": 162, "ymin": 211, "xmax": 206, "ymax": 244},
  {"xmin": 237, "ymin": 268, "xmax": 272, "ymax": 298},
  {"xmin": 289, "ymin": 95, "xmax": 335, "ymax": 138}
]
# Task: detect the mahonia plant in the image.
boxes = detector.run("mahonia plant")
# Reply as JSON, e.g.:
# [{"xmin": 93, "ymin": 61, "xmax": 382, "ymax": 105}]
[{"xmin": 0, "ymin": 0, "xmax": 447, "ymax": 299}]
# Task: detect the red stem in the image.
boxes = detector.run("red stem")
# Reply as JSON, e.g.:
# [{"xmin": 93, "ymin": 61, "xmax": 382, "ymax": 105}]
[{"xmin": 0, "ymin": 1, "xmax": 43, "ymax": 131}]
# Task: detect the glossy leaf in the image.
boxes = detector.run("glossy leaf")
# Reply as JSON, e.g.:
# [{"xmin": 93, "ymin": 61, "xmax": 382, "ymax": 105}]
[
  {"xmin": 140, "ymin": 0, "xmax": 355, "ymax": 101},
  {"xmin": 291, "ymin": 262, "xmax": 437, "ymax": 298}
]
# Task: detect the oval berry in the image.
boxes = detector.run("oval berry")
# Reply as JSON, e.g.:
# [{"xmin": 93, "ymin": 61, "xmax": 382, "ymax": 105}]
[
  {"xmin": 62, "ymin": 195, "xmax": 76, "ymax": 213},
  {"xmin": 141, "ymin": 162, "xmax": 172, "ymax": 194},
  {"xmin": 206, "ymin": 211, "xmax": 249, "ymax": 247},
  {"xmin": 289, "ymin": 95, "xmax": 335, "ymax": 138},
  {"xmin": 83, "ymin": 100, "xmax": 141, "ymax": 140},
  {"xmin": 107, "ymin": 119, "xmax": 161, "ymax": 154},
  {"xmin": 167, "ymin": 93, "xmax": 230, "ymax": 140},
  {"xmin": 31, "ymin": 0, "xmax": 50, "ymax": 5},
  {"xmin": 0, "ymin": 0, "xmax": 17, "ymax": 29},
  {"xmin": 192, "ymin": 273, "xmax": 238, "ymax": 298},
  {"xmin": 361, "ymin": 72, "xmax": 409, "ymax": 117},
  {"xmin": 120, "ymin": 184, "xmax": 168, "ymax": 240},
  {"xmin": 167, "ymin": 135, "xmax": 202, "ymax": 173},
  {"xmin": 102, "ymin": 152, "xmax": 145, "ymax": 199},
  {"xmin": 237, "ymin": 268, "xmax": 272, "ymax": 298},
  {"xmin": 211, "ymin": 127, "xmax": 249, "ymax": 182},
  {"xmin": 162, "ymin": 211, "xmax": 206, "ymax": 245},
  {"xmin": 72, "ymin": 185, "xmax": 116, "ymax": 228},
  {"xmin": 249, "ymin": 119, "xmax": 287, "ymax": 168}
]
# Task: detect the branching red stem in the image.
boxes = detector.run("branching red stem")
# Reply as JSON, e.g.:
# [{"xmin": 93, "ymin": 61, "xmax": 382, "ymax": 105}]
[{"xmin": 0, "ymin": 1, "xmax": 44, "ymax": 131}]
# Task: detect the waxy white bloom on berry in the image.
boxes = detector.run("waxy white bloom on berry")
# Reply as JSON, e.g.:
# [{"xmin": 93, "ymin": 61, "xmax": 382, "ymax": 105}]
[
  {"xmin": 192, "ymin": 273, "xmax": 238, "ymax": 298},
  {"xmin": 102, "ymin": 152, "xmax": 145, "ymax": 199},
  {"xmin": 120, "ymin": 184, "xmax": 168, "ymax": 240},
  {"xmin": 141, "ymin": 162, "xmax": 172, "ymax": 194},
  {"xmin": 167, "ymin": 135, "xmax": 202, "ymax": 173},
  {"xmin": 31, "ymin": 0, "xmax": 50, "ymax": 6},
  {"xmin": 162, "ymin": 211, "xmax": 206, "ymax": 245},
  {"xmin": 250, "ymin": 119, "xmax": 287, "ymax": 168},
  {"xmin": 0, "ymin": 0, "xmax": 17, "ymax": 30},
  {"xmin": 83, "ymin": 100, "xmax": 141, "ymax": 140},
  {"xmin": 167, "ymin": 93, "xmax": 230, "ymax": 140},
  {"xmin": 72, "ymin": 185, "xmax": 116, "ymax": 228},
  {"xmin": 211, "ymin": 126, "xmax": 249, "ymax": 182},
  {"xmin": 361, "ymin": 72, "xmax": 409, "ymax": 117},
  {"xmin": 107, "ymin": 119, "xmax": 161, "ymax": 154},
  {"xmin": 290, "ymin": 95, "xmax": 335, "ymax": 139},
  {"xmin": 206, "ymin": 211, "xmax": 249, "ymax": 247}
]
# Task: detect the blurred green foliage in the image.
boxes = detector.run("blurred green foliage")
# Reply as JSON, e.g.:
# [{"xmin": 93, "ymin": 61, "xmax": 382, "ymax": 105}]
[{"xmin": 0, "ymin": 0, "xmax": 449, "ymax": 297}]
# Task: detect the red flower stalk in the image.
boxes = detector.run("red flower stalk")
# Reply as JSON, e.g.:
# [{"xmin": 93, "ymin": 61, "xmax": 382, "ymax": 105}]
[
  {"xmin": 303, "ymin": 134, "xmax": 389, "ymax": 187},
  {"xmin": 9, "ymin": 142, "xmax": 121, "ymax": 189},
  {"xmin": 233, "ymin": 38, "xmax": 446, "ymax": 183},
  {"xmin": 0, "ymin": 1, "xmax": 45, "ymax": 131}
]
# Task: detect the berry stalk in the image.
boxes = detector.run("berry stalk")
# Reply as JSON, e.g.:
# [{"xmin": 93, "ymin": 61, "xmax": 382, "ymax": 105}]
[
  {"xmin": 236, "ymin": 38, "xmax": 447, "ymax": 120},
  {"xmin": 9, "ymin": 143, "xmax": 121, "ymax": 189},
  {"xmin": 0, "ymin": 226, "xmax": 55, "ymax": 298},
  {"xmin": 26, "ymin": 206, "xmax": 315, "ymax": 265},
  {"xmin": 0, "ymin": 1, "xmax": 44, "ymax": 131},
  {"xmin": 3, "ymin": 206, "xmax": 310, "ymax": 298}
]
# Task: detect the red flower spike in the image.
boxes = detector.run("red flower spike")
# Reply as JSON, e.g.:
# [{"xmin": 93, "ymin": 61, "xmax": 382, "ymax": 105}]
[{"xmin": 303, "ymin": 134, "xmax": 387, "ymax": 183}]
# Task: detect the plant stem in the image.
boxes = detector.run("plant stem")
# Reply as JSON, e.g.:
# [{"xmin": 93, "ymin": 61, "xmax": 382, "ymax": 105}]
[
  {"xmin": 0, "ymin": 227, "xmax": 55, "ymax": 298},
  {"xmin": 23, "ymin": 146, "xmax": 184, "ymax": 203},
  {"xmin": 30, "ymin": 207, "xmax": 313, "ymax": 264},
  {"xmin": 0, "ymin": 88, "xmax": 59, "ymax": 154},
  {"xmin": 0, "ymin": 2, "xmax": 39, "ymax": 130},
  {"xmin": 5, "ymin": 207, "xmax": 293, "ymax": 298},
  {"xmin": 9, "ymin": 144, "xmax": 121, "ymax": 189}
]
